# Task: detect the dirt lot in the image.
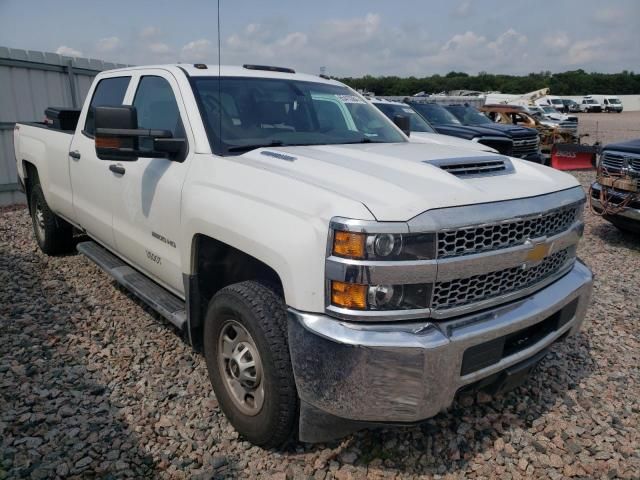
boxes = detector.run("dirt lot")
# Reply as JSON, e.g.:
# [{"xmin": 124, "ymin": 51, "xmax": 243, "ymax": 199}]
[{"xmin": 577, "ymin": 111, "xmax": 640, "ymax": 146}]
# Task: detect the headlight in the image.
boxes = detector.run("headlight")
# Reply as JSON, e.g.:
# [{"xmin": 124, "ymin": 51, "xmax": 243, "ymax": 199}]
[
  {"xmin": 331, "ymin": 231, "xmax": 435, "ymax": 261},
  {"xmin": 327, "ymin": 220, "xmax": 437, "ymax": 316},
  {"xmin": 330, "ymin": 281, "xmax": 431, "ymax": 311}
]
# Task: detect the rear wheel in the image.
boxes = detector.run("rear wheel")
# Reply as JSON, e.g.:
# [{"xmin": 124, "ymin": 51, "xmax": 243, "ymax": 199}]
[
  {"xmin": 203, "ymin": 281, "xmax": 298, "ymax": 448},
  {"xmin": 30, "ymin": 184, "xmax": 74, "ymax": 255}
]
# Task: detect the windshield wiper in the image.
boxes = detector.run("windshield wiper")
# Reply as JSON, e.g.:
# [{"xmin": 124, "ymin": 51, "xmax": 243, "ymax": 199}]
[{"xmin": 227, "ymin": 140, "xmax": 286, "ymax": 153}]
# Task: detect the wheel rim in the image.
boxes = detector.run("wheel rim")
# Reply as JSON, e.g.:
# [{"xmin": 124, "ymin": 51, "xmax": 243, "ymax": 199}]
[
  {"xmin": 34, "ymin": 200, "xmax": 45, "ymax": 242},
  {"xmin": 218, "ymin": 319, "xmax": 265, "ymax": 416}
]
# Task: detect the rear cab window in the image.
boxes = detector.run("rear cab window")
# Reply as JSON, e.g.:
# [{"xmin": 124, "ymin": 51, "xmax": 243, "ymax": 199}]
[{"xmin": 83, "ymin": 76, "xmax": 130, "ymax": 137}]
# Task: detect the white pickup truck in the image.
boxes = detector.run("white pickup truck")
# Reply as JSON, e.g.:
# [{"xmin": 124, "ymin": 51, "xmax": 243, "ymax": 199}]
[{"xmin": 14, "ymin": 63, "xmax": 593, "ymax": 447}]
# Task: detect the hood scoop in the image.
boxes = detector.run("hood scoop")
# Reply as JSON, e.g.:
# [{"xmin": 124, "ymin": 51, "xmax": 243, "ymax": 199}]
[{"xmin": 424, "ymin": 156, "xmax": 514, "ymax": 178}]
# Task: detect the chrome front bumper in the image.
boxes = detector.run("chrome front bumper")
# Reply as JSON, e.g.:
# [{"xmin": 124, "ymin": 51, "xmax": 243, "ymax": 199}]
[
  {"xmin": 591, "ymin": 183, "xmax": 640, "ymax": 222},
  {"xmin": 288, "ymin": 260, "xmax": 592, "ymax": 426}
]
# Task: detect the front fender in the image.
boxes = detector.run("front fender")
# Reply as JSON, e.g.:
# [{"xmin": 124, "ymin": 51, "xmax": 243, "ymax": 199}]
[{"xmin": 181, "ymin": 155, "xmax": 374, "ymax": 312}]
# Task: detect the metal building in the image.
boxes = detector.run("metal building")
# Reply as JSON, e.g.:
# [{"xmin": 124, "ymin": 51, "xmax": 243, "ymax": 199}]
[{"xmin": 0, "ymin": 46, "xmax": 127, "ymax": 205}]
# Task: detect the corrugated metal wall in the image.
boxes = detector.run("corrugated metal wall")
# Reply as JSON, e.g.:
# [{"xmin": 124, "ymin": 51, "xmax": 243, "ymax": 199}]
[{"xmin": 0, "ymin": 46, "xmax": 127, "ymax": 205}]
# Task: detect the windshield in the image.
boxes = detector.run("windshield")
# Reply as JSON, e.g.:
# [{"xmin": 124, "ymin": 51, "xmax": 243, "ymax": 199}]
[
  {"xmin": 410, "ymin": 103, "xmax": 462, "ymax": 126},
  {"xmin": 550, "ymin": 99, "xmax": 563, "ymax": 105},
  {"xmin": 585, "ymin": 99, "xmax": 597, "ymax": 104},
  {"xmin": 373, "ymin": 103, "xmax": 436, "ymax": 133},
  {"xmin": 541, "ymin": 106, "xmax": 557, "ymax": 113},
  {"xmin": 445, "ymin": 105, "xmax": 493, "ymax": 125},
  {"xmin": 191, "ymin": 77, "xmax": 405, "ymax": 155},
  {"xmin": 608, "ymin": 98, "xmax": 621, "ymax": 104}
]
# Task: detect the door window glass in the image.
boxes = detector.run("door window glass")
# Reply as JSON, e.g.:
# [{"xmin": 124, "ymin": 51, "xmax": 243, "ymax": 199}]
[
  {"xmin": 133, "ymin": 76, "xmax": 184, "ymax": 137},
  {"xmin": 84, "ymin": 76, "xmax": 130, "ymax": 135}
]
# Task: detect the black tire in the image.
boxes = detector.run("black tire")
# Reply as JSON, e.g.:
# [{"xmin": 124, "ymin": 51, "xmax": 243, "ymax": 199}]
[
  {"xmin": 203, "ymin": 281, "xmax": 298, "ymax": 448},
  {"xmin": 29, "ymin": 183, "xmax": 74, "ymax": 255}
]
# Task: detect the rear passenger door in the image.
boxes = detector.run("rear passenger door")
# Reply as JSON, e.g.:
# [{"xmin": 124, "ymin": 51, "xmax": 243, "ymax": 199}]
[
  {"xmin": 111, "ymin": 71, "xmax": 193, "ymax": 296},
  {"xmin": 69, "ymin": 75, "xmax": 132, "ymax": 249}
]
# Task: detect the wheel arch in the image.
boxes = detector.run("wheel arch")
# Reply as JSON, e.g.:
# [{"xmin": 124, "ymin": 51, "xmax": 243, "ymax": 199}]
[{"xmin": 185, "ymin": 233, "xmax": 285, "ymax": 350}]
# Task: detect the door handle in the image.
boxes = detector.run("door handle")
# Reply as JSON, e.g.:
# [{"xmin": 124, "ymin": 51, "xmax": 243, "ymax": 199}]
[
  {"xmin": 109, "ymin": 164, "xmax": 126, "ymax": 175},
  {"xmin": 69, "ymin": 150, "xmax": 81, "ymax": 160}
]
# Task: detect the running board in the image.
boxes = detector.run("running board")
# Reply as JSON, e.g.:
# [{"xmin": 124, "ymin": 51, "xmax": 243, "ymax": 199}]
[{"xmin": 77, "ymin": 241, "xmax": 187, "ymax": 330}]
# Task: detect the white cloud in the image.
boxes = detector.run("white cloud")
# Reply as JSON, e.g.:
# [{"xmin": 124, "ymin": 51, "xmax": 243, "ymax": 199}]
[
  {"xmin": 452, "ymin": 1, "xmax": 471, "ymax": 18},
  {"xmin": 544, "ymin": 33, "xmax": 570, "ymax": 50},
  {"xmin": 55, "ymin": 45, "xmax": 82, "ymax": 57},
  {"xmin": 96, "ymin": 36, "xmax": 121, "ymax": 53},
  {"xmin": 442, "ymin": 31, "xmax": 486, "ymax": 51},
  {"xmin": 592, "ymin": 8, "xmax": 625, "ymax": 25},
  {"xmin": 147, "ymin": 42, "xmax": 171, "ymax": 55},
  {"xmin": 140, "ymin": 26, "xmax": 160, "ymax": 39},
  {"xmin": 181, "ymin": 39, "xmax": 215, "ymax": 62},
  {"xmin": 567, "ymin": 38, "xmax": 607, "ymax": 65}
]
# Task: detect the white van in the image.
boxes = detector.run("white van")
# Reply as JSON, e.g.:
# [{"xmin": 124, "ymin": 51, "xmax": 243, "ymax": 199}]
[
  {"xmin": 580, "ymin": 96, "xmax": 603, "ymax": 113},
  {"xmin": 586, "ymin": 95, "xmax": 623, "ymax": 113},
  {"xmin": 534, "ymin": 95, "xmax": 565, "ymax": 111}
]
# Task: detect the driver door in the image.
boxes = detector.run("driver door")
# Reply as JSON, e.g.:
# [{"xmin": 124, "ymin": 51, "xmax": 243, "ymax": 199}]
[{"xmin": 111, "ymin": 70, "xmax": 193, "ymax": 296}]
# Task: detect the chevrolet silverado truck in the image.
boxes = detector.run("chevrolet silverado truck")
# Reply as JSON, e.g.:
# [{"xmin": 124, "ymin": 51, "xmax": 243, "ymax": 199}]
[
  {"xmin": 15, "ymin": 63, "xmax": 593, "ymax": 447},
  {"xmin": 590, "ymin": 138, "xmax": 640, "ymax": 233}
]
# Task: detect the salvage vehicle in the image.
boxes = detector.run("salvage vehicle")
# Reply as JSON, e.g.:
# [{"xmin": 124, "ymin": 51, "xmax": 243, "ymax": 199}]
[
  {"xmin": 590, "ymin": 139, "xmax": 640, "ymax": 233},
  {"xmin": 537, "ymin": 105, "xmax": 579, "ymax": 126},
  {"xmin": 370, "ymin": 98, "xmax": 497, "ymax": 152},
  {"xmin": 579, "ymin": 97, "xmax": 603, "ymax": 113},
  {"xmin": 481, "ymin": 104, "xmax": 578, "ymax": 162},
  {"xmin": 14, "ymin": 63, "xmax": 593, "ymax": 447},
  {"xmin": 442, "ymin": 104, "xmax": 544, "ymax": 164}
]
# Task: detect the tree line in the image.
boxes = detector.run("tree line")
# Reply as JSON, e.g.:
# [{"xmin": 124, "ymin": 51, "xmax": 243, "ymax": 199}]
[{"xmin": 336, "ymin": 70, "xmax": 640, "ymax": 96}]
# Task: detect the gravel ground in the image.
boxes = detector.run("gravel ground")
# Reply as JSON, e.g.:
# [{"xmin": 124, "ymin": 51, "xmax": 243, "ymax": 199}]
[
  {"xmin": 1, "ymin": 171, "xmax": 639, "ymax": 480},
  {"xmin": 577, "ymin": 111, "xmax": 640, "ymax": 146}
]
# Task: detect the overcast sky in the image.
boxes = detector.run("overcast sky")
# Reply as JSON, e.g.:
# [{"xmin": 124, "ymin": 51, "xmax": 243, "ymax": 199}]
[{"xmin": 0, "ymin": 0, "xmax": 638, "ymax": 77}]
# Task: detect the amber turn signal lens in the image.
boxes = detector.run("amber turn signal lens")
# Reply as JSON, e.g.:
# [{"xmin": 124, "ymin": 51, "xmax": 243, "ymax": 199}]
[
  {"xmin": 95, "ymin": 136, "xmax": 121, "ymax": 148},
  {"xmin": 331, "ymin": 281, "xmax": 367, "ymax": 309},
  {"xmin": 333, "ymin": 231, "xmax": 365, "ymax": 259}
]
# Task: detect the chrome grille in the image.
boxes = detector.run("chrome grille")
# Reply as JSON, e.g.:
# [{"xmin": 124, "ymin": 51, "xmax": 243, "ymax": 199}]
[
  {"xmin": 438, "ymin": 203, "xmax": 581, "ymax": 258},
  {"xmin": 601, "ymin": 151, "xmax": 640, "ymax": 188},
  {"xmin": 431, "ymin": 248, "xmax": 572, "ymax": 311},
  {"xmin": 512, "ymin": 137, "xmax": 539, "ymax": 156}
]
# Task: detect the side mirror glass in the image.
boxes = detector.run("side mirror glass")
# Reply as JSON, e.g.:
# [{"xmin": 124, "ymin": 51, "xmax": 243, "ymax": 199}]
[
  {"xmin": 94, "ymin": 105, "xmax": 186, "ymax": 161},
  {"xmin": 393, "ymin": 114, "xmax": 411, "ymax": 137}
]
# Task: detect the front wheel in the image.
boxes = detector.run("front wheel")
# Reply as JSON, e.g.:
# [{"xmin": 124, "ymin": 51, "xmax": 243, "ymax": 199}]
[{"xmin": 203, "ymin": 281, "xmax": 298, "ymax": 448}]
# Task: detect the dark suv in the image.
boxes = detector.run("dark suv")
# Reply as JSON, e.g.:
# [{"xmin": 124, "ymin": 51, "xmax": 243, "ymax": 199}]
[
  {"xmin": 444, "ymin": 104, "xmax": 544, "ymax": 164},
  {"xmin": 407, "ymin": 101, "xmax": 514, "ymax": 156}
]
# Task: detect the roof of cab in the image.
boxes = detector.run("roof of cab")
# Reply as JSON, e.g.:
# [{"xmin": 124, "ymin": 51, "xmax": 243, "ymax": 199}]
[{"xmin": 102, "ymin": 63, "xmax": 342, "ymax": 86}]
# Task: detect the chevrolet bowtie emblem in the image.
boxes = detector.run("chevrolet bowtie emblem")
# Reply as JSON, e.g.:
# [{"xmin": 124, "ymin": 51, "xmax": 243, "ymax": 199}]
[{"xmin": 526, "ymin": 242, "xmax": 551, "ymax": 262}]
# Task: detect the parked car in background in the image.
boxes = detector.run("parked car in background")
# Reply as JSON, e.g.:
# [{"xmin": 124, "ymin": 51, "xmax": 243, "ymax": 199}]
[
  {"xmin": 590, "ymin": 138, "xmax": 640, "ymax": 233},
  {"xmin": 443, "ymin": 104, "xmax": 544, "ymax": 163},
  {"xmin": 562, "ymin": 99, "xmax": 581, "ymax": 113},
  {"xmin": 14, "ymin": 63, "xmax": 594, "ymax": 446},
  {"xmin": 406, "ymin": 101, "xmax": 514, "ymax": 156},
  {"xmin": 580, "ymin": 96, "xmax": 603, "ymax": 113},
  {"xmin": 370, "ymin": 98, "xmax": 497, "ymax": 152}
]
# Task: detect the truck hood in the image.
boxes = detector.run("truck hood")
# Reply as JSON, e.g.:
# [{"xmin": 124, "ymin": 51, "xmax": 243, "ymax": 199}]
[
  {"xmin": 409, "ymin": 131, "xmax": 497, "ymax": 152},
  {"xmin": 463, "ymin": 123, "xmax": 538, "ymax": 139},
  {"xmin": 603, "ymin": 138, "xmax": 640, "ymax": 154},
  {"xmin": 237, "ymin": 142, "xmax": 580, "ymax": 221},
  {"xmin": 432, "ymin": 124, "xmax": 510, "ymax": 141}
]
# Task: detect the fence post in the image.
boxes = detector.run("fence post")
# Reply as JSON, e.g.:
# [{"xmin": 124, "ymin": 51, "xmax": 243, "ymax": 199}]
[{"xmin": 66, "ymin": 60, "xmax": 78, "ymax": 108}]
